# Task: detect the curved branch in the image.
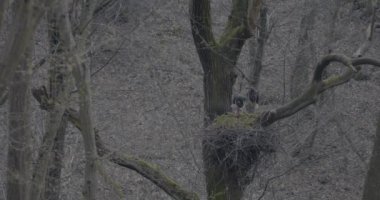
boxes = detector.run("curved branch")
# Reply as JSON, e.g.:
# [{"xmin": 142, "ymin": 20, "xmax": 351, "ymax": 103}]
[
  {"xmin": 31, "ymin": 89, "xmax": 199, "ymax": 200},
  {"xmin": 260, "ymin": 55, "xmax": 380, "ymax": 127},
  {"xmin": 312, "ymin": 54, "xmax": 356, "ymax": 82}
]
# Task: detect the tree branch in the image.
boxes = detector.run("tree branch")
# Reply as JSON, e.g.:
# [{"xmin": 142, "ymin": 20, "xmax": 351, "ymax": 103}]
[
  {"xmin": 189, "ymin": 0, "xmax": 215, "ymax": 71},
  {"xmin": 31, "ymin": 88, "xmax": 199, "ymax": 200},
  {"xmin": 219, "ymin": 0, "xmax": 262, "ymax": 61},
  {"xmin": 259, "ymin": 55, "xmax": 380, "ymax": 127}
]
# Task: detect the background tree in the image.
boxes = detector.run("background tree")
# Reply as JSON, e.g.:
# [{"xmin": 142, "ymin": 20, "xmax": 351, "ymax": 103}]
[
  {"xmin": 362, "ymin": 114, "xmax": 380, "ymax": 200},
  {"xmin": 1, "ymin": 0, "xmax": 379, "ymax": 200},
  {"xmin": 6, "ymin": 42, "xmax": 32, "ymax": 200},
  {"xmin": 4, "ymin": 1, "xmax": 56, "ymax": 200},
  {"xmin": 0, "ymin": 0, "xmax": 54, "ymax": 101}
]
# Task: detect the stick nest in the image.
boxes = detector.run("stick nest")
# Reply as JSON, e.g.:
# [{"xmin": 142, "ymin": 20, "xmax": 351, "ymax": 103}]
[{"xmin": 203, "ymin": 120, "xmax": 276, "ymax": 187}]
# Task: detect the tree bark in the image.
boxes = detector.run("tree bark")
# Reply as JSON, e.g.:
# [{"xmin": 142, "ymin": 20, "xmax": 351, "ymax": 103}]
[
  {"xmin": 43, "ymin": 117, "xmax": 67, "ymax": 200},
  {"xmin": 248, "ymin": 6, "xmax": 268, "ymax": 89},
  {"xmin": 29, "ymin": 1, "xmax": 71, "ymax": 199},
  {"xmin": 362, "ymin": 114, "xmax": 380, "ymax": 200},
  {"xmin": 42, "ymin": 6, "xmax": 71, "ymax": 198},
  {"xmin": 0, "ymin": 0, "xmax": 56, "ymax": 99},
  {"xmin": 6, "ymin": 48, "xmax": 32, "ymax": 200}
]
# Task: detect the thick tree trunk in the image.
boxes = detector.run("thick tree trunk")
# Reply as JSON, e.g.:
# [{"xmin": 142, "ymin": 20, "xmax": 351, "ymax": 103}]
[
  {"xmin": 190, "ymin": 1, "xmax": 262, "ymax": 199},
  {"xmin": 203, "ymin": 53, "xmax": 235, "ymax": 123},
  {"xmin": 362, "ymin": 114, "xmax": 380, "ymax": 200},
  {"xmin": 202, "ymin": 53, "xmax": 240, "ymax": 200},
  {"xmin": 6, "ymin": 50, "xmax": 32, "ymax": 200},
  {"xmin": 203, "ymin": 165, "xmax": 243, "ymax": 200}
]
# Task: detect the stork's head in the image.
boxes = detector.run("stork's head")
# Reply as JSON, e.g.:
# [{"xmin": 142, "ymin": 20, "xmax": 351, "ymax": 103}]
[
  {"xmin": 247, "ymin": 88, "xmax": 259, "ymax": 104},
  {"xmin": 232, "ymin": 96, "xmax": 246, "ymax": 108},
  {"xmin": 231, "ymin": 96, "xmax": 246, "ymax": 117}
]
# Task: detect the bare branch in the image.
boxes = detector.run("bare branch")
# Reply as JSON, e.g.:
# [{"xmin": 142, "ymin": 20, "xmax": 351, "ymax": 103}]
[
  {"xmin": 259, "ymin": 55, "xmax": 380, "ymax": 127},
  {"xmin": 94, "ymin": 135, "xmax": 200, "ymax": 200},
  {"xmin": 31, "ymin": 89, "xmax": 200, "ymax": 200}
]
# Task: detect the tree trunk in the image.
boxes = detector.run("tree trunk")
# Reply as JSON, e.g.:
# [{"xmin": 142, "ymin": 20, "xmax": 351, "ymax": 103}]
[
  {"xmin": 29, "ymin": 1, "xmax": 71, "ymax": 198},
  {"xmin": 6, "ymin": 49, "xmax": 32, "ymax": 200},
  {"xmin": 203, "ymin": 165, "xmax": 244, "ymax": 200},
  {"xmin": 74, "ymin": 64, "xmax": 98, "ymax": 200},
  {"xmin": 190, "ymin": 0, "xmax": 263, "ymax": 199},
  {"xmin": 43, "ymin": 117, "xmax": 67, "ymax": 200},
  {"xmin": 0, "ymin": 0, "xmax": 54, "ymax": 99},
  {"xmin": 203, "ymin": 52, "xmax": 236, "ymax": 123},
  {"xmin": 42, "ymin": 5, "xmax": 71, "ymax": 199},
  {"xmin": 362, "ymin": 114, "xmax": 380, "ymax": 200},
  {"xmin": 75, "ymin": 1, "xmax": 98, "ymax": 199},
  {"xmin": 202, "ymin": 53, "xmax": 240, "ymax": 200}
]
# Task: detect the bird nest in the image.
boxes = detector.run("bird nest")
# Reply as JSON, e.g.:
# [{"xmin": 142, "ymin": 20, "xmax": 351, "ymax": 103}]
[
  {"xmin": 211, "ymin": 112, "xmax": 260, "ymax": 129},
  {"xmin": 202, "ymin": 113, "xmax": 276, "ymax": 187}
]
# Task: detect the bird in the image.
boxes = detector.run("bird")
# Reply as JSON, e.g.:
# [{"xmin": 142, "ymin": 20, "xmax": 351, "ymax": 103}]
[
  {"xmin": 231, "ymin": 95, "xmax": 247, "ymax": 117},
  {"xmin": 231, "ymin": 88, "xmax": 260, "ymax": 117},
  {"xmin": 245, "ymin": 88, "xmax": 259, "ymax": 113}
]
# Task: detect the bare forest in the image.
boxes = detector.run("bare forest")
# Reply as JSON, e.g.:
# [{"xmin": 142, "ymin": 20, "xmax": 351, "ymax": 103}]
[{"xmin": 0, "ymin": 0, "xmax": 380, "ymax": 200}]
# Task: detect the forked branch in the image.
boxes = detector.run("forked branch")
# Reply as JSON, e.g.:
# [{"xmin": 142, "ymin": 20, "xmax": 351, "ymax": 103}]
[
  {"xmin": 190, "ymin": 0, "xmax": 263, "ymax": 68},
  {"xmin": 219, "ymin": 0, "xmax": 263, "ymax": 60}
]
